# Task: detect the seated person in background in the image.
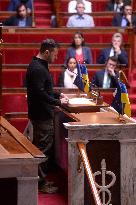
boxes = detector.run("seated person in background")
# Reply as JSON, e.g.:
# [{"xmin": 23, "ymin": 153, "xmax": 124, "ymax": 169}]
[
  {"xmin": 68, "ymin": 0, "xmax": 92, "ymax": 13},
  {"xmin": 91, "ymin": 56, "xmax": 119, "ymax": 88},
  {"xmin": 66, "ymin": 2, "xmax": 95, "ymax": 27},
  {"xmin": 106, "ymin": 0, "xmax": 125, "ymax": 12},
  {"xmin": 65, "ymin": 31, "xmax": 93, "ymax": 64},
  {"xmin": 112, "ymin": 2, "xmax": 136, "ymax": 27},
  {"xmin": 3, "ymin": 3, "xmax": 32, "ymax": 27},
  {"xmin": 97, "ymin": 32, "xmax": 128, "ymax": 66},
  {"xmin": 58, "ymin": 57, "xmax": 78, "ymax": 88},
  {"xmin": 8, "ymin": 0, "xmax": 32, "ymax": 14}
]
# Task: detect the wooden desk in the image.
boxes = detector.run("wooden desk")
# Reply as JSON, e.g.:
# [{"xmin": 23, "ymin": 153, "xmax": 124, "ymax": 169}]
[
  {"xmin": 54, "ymin": 104, "xmax": 136, "ymax": 205},
  {"xmin": 64, "ymin": 111, "xmax": 136, "ymax": 205},
  {"xmin": 0, "ymin": 117, "xmax": 45, "ymax": 205}
]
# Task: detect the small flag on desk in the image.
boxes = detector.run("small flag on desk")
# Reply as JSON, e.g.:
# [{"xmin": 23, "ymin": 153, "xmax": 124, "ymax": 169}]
[
  {"xmin": 111, "ymin": 81, "xmax": 131, "ymax": 117},
  {"xmin": 74, "ymin": 64, "xmax": 90, "ymax": 93}
]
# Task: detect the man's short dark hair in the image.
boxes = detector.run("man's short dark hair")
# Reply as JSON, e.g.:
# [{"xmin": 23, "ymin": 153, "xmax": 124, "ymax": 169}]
[
  {"xmin": 16, "ymin": 3, "xmax": 27, "ymax": 14},
  {"xmin": 40, "ymin": 39, "xmax": 59, "ymax": 54},
  {"xmin": 123, "ymin": 1, "xmax": 132, "ymax": 9},
  {"xmin": 107, "ymin": 56, "xmax": 118, "ymax": 64}
]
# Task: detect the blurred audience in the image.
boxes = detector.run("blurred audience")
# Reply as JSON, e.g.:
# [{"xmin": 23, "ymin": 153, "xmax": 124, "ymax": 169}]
[
  {"xmin": 97, "ymin": 32, "xmax": 128, "ymax": 66},
  {"xmin": 58, "ymin": 57, "xmax": 78, "ymax": 88},
  {"xmin": 8, "ymin": 0, "xmax": 32, "ymax": 14},
  {"xmin": 91, "ymin": 56, "xmax": 119, "ymax": 88},
  {"xmin": 68, "ymin": 0, "xmax": 92, "ymax": 13},
  {"xmin": 106, "ymin": 0, "xmax": 125, "ymax": 12},
  {"xmin": 112, "ymin": 2, "xmax": 136, "ymax": 27},
  {"xmin": 65, "ymin": 31, "xmax": 93, "ymax": 64},
  {"xmin": 66, "ymin": 2, "xmax": 95, "ymax": 27},
  {"xmin": 3, "ymin": 3, "xmax": 32, "ymax": 27}
]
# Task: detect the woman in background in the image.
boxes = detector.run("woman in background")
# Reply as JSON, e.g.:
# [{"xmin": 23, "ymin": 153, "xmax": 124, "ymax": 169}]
[
  {"xmin": 65, "ymin": 31, "xmax": 93, "ymax": 64},
  {"xmin": 58, "ymin": 57, "xmax": 78, "ymax": 88}
]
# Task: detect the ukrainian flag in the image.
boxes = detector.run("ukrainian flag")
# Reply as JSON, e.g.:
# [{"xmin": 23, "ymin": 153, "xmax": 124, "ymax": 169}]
[
  {"xmin": 74, "ymin": 64, "xmax": 90, "ymax": 93},
  {"xmin": 111, "ymin": 81, "xmax": 131, "ymax": 117},
  {"xmin": 120, "ymin": 82, "xmax": 131, "ymax": 117}
]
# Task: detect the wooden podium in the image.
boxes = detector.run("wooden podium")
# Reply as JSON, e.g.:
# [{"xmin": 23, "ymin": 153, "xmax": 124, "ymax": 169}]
[
  {"xmin": 0, "ymin": 117, "xmax": 45, "ymax": 205},
  {"xmin": 54, "ymin": 97, "xmax": 136, "ymax": 205}
]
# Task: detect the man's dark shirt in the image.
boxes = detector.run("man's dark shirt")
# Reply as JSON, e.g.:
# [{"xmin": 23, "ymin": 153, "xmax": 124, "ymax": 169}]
[{"xmin": 26, "ymin": 56, "xmax": 61, "ymax": 121}]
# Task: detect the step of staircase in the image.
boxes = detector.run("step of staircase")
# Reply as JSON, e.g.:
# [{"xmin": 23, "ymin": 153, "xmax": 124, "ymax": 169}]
[
  {"xmin": 34, "ymin": 0, "xmax": 50, "ymax": 3},
  {"xmin": 34, "ymin": 3, "xmax": 51, "ymax": 10},
  {"xmin": 36, "ymin": 25, "xmax": 51, "ymax": 28},
  {"xmin": 35, "ymin": 19, "xmax": 51, "ymax": 27},
  {"xmin": 34, "ymin": 0, "xmax": 52, "ymax": 28},
  {"xmin": 35, "ymin": 11, "xmax": 51, "ymax": 18}
]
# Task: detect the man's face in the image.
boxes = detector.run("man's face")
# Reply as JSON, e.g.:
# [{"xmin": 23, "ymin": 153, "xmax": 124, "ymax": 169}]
[
  {"xmin": 112, "ymin": 37, "xmax": 122, "ymax": 48},
  {"xmin": 47, "ymin": 47, "xmax": 58, "ymax": 63},
  {"xmin": 18, "ymin": 5, "xmax": 27, "ymax": 18},
  {"xmin": 124, "ymin": 5, "xmax": 132, "ymax": 16},
  {"xmin": 76, "ymin": 3, "xmax": 85, "ymax": 15},
  {"xmin": 106, "ymin": 59, "xmax": 117, "ymax": 73}
]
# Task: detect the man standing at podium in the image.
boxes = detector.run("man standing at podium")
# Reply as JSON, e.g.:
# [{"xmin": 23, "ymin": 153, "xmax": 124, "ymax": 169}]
[{"xmin": 26, "ymin": 39, "xmax": 69, "ymax": 193}]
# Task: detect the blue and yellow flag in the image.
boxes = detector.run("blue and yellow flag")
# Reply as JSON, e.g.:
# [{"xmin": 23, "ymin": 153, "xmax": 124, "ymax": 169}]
[
  {"xmin": 111, "ymin": 81, "xmax": 131, "ymax": 117},
  {"xmin": 74, "ymin": 64, "xmax": 90, "ymax": 93}
]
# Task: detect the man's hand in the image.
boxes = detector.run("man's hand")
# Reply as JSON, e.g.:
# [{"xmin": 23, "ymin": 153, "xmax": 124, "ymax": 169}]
[
  {"xmin": 107, "ymin": 67, "xmax": 116, "ymax": 76},
  {"xmin": 126, "ymin": 14, "xmax": 132, "ymax": 24},
  {"xmin": 114, "ymin": 45, "xmax": 121, "ymax": 55},
  {"xmin": 60, "ymin": 93, "xmax": 69, "ymax": 100},
  {"xmin": 60, "ymin": 97, "xmax": 69, "ymax": 105}
]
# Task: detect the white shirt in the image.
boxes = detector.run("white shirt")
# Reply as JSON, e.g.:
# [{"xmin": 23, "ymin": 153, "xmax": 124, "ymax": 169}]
[
  {"xmin": 113, "ymin": 3, "xmax": 123, "ymax": 12},
  {"xmin": 103, "ymin": 70, "xmax": 111, "ymax": 88},
  {"xmin": 64, "ymin": 68, "xmax": 78, "ymax": 88},
  {"xmin": 66, "ymin": 14, "xmax": 95, "ymax": 27},
  {"xmin": 68, "ymin": 0, "xmax": 92, "ymax": 13}
]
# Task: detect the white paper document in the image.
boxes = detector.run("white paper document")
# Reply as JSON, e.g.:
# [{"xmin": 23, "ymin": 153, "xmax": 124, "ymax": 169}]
[{"xmin": 68, "ymin": 98, "xmax": 95, "ymax": 105}]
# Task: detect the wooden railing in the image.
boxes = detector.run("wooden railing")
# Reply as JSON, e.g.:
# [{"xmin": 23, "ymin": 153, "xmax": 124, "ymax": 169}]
[
  {"xmin": 0, "ymin": 11, "xmax": 15, "ymax": 22},
  {"xmin": 2, "ymin": 26, "xmax": 131, "ymax": 34}
]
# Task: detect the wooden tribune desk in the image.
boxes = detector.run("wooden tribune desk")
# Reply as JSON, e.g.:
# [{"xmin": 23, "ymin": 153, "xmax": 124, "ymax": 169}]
[
  {"xmin": 54, "ymin": 99, "xmax": 136, "ymax": 205},
  {"xmin": 0, "ymin": 117, "xmax": 45, "ymax": 205}
]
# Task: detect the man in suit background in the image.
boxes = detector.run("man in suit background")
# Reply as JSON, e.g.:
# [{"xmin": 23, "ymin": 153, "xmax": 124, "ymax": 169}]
[
  {"xmin": 66, "ymin": 2, "xmax": 95, "ymax": 27},
  {"xmin": 68, "ymin": 0, "xmax": 92, "ymax": 13},
  {"xmin": 112, "ymin": 2, "xmax": 136, "ymax": 27},
  {"xmin": 106, "ymin": 0, "xmax": 125, "ymax": 12},
  {"xmin": 3, "ymin": 3, "xmax": 32, "ymax": 26},
  {"xmin": 97, "ymin": 32, "xmax": 128, "ymax": 66},
  {"xmin": 7, "ymin": 0, "xmax": 32, "ymax": 13},
  {"xmin": 91, "ymin": 56, "xmax": 119, "ymax": 88}
]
